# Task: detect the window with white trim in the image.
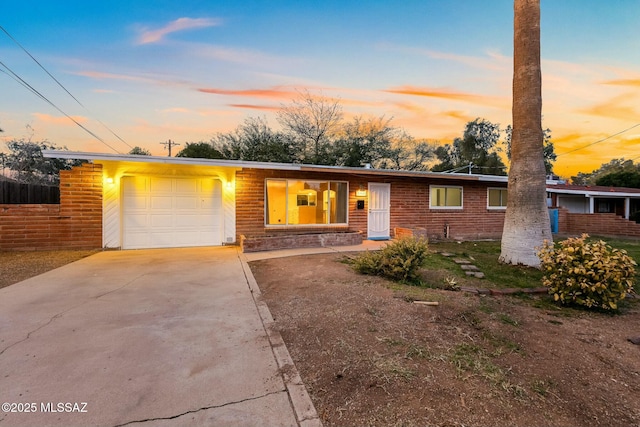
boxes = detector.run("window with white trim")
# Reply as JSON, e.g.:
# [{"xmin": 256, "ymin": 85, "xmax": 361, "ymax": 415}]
[
  {"xmin": 265, "ymin": 179, "xmax": 348, "ymax": 226},
  {"xmin": 430, "ymin": 186, "xmax": 463, "ymax": 209},
  {"xmin": 487, "ymin": 188, "xmax": 508, "ymax": 209}
]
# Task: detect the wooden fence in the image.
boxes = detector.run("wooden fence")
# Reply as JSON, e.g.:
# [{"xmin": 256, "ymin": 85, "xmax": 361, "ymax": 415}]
[{"xmin": 0, "ymin": 181, "xmax": 60, "ymax": 204}]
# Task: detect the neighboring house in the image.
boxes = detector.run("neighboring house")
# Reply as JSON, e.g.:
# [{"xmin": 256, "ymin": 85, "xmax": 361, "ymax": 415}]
[
  {"xmin": 547, "ymin": 183, "xmax": 640, "ymax": 220},
  {"xmin": 0, "ymin": 150, "xmax": 510, "ymax": 251}
]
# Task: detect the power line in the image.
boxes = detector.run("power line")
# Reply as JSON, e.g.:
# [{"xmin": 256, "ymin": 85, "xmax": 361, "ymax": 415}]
[
  {"xmin": 556, "ymin": 123, "xmax": 640, "ymax": 157},
  {"xmin": 0, "ymin": 62, "xmax": 121, "ymax": 154},
  {"xmin": 0, "ymin": 25, "xmax": 133, "ymax": 150}
]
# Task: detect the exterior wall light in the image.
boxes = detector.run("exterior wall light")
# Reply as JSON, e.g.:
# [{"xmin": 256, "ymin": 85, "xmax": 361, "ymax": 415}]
[{"xmin": 356, "ymin": 186, "xmax": 367, "ymax": 198}]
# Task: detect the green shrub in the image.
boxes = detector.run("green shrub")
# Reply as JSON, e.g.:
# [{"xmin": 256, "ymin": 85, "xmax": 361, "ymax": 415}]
[
  {"xmin": 537, "ymin": 234, "xmax": 637, "ymax": 310},
  {"xmin": 352, "ymin": 237, "xmax": 429, "ymax": 283}
]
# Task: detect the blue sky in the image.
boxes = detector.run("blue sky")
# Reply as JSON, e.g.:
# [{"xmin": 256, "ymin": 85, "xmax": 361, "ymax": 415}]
[{"xmin": 2, "ymin": 0, "xmax": 640, "ymax": 177}]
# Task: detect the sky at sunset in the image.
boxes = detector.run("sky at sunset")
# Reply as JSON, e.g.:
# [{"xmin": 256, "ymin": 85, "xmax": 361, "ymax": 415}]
[{"xmin": 2, "ymin": 0, "xmax": 640, "ymax": 178}]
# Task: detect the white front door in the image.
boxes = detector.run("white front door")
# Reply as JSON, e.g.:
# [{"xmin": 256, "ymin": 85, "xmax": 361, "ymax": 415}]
[{"xmin": 368, "ymin": 183, "xmax": 391, "ymax": 240}]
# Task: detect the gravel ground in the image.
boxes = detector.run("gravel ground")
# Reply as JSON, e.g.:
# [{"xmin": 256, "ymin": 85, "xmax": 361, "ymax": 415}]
[{"xmin": 0, "ymin": 250, "xmax": 99, "ymax": 289}]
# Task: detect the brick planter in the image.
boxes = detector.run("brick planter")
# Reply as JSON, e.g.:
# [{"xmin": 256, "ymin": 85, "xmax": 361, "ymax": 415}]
[
  {"xmin": 240, "ymin": 231, "xmax": 363, "ymax": 253},
  {"xmin": 394, "ymin": 227, "xmax": 429, "ymax": 239}
]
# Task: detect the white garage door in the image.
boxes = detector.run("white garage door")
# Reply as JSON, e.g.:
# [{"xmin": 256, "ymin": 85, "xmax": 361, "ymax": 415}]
[{"xmin": 122, "ymin": 176, "xmax": 222, "ymax": 249}]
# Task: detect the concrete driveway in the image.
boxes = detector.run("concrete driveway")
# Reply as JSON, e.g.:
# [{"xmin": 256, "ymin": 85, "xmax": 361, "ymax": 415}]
[{"xmin": 0, "ymin": 247, "xmax": 316, "ymax": 427}]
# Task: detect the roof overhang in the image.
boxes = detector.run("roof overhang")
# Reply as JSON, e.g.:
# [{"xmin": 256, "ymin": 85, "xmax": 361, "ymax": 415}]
[
  {"xmin": 43, "ymin": 150, "xmax": 510, "ymax": 183},
  {"xmin": 546, "ymin": 187, "xmax": 640, "ymax": 198}
]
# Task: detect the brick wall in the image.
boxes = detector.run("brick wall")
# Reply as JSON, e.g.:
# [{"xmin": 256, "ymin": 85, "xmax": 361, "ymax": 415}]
[
  {"xmin": 563, "ymin": 210, "xmax": 640, "ymax": 238},
  {"xmin": 236, "ymin": 168, "xmax": 506, "ymax": 241},
  {"xmin": 0, "ymin": 163, "xmax": 103, "ymax": 250},
  {"xmin": 387, "ymin": 179, "xmax": 506, "ymax": 240}
]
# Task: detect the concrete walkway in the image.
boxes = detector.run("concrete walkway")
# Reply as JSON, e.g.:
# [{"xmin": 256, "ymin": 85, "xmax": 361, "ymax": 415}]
[
  {"xmin": 0, "ymin": 247, "xmax": 321, "ymax": 427},
  {"xmin": 243, "ymin": 239, "xmax": 388, "ymax": 262}
]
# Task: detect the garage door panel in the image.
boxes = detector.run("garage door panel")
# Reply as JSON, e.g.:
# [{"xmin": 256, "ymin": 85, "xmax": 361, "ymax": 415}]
[
  {"xmin": 125, "ymin": 232, "xmax": 149, "ymax": 248},
  {"xmin": 151, "ymin": 196, "xmax": 174, "ymax": 210},
  {"xmin": 122, "ymin": 177, "xmax": 222, "ymax": 249},
  {"xmin": 175, "ymin": 196, "xmax": 198, "ymax": 210},
  {"xmin": 175, "ymin": 179, "xmax": 198, "ymax": 193},
  {"xmin": 200, "ymin": 197, "xmax": 220, "ymax": 209},
  {"xmin": 123, "ymin": 176, "xmax": 147, "ymax": 193},
  {"xmin": 150, "ymin": 233, "xmax": 176, "ymax": 247},
  {"xmin": 124, "ymin": 196, "xmax": 148, "ymax": 210},
  {"xmin": 124, "ymin": 213, "xmax": 149, "ymax": 227},
  {"xmin": 149, "ymin": 177, "xmax": 173, "ymax": 192},
  {"xmin": 150, "ymin": 214, "xmax": 173, "ymax": 227}
]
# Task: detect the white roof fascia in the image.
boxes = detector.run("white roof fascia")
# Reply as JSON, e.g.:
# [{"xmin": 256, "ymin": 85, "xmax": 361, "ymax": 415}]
[
  {"xmin": 546, "ymin": 187, "xmax": 640, "ymax": 198},
  {"xmin": 42, "ymin": 150, "xmax": 301, "ymax": 171}
]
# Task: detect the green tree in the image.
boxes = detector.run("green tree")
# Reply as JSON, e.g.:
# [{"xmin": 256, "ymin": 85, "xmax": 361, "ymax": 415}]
[
  {"xmin": 571, "ymin": 158, "xmax": 635, "ymax": 185},
  {"xmin": 128, "ymin": 146, "xmax": 151, "ymax": 155},
  {"xmin": 175, "ymin": 142, "xmax": 223, "ymax": 159},
  {"xmin": 333, "ymin": 116, "xmax": 396, "ymax": 167},
  {"xmin": 4, "ymin": 139, "xmax": 83, "ymax": 184},
  {"xmin": 499, "ymin": 0, "xmax": 551, "ymax": 267},
  {"xmin": 212, "ymin": 117, "xmax": 295, "ymax": 163},
  {"xmin": 595, "ymin": 170, "xmax": 640, "ymax": 188},
  {"xmin": 431, "ymin": 118, "xmax": 506, "ymax": 175},
  {"xmin": 379, "ymin": 134, "xmax": 435, "ymax": 171}
]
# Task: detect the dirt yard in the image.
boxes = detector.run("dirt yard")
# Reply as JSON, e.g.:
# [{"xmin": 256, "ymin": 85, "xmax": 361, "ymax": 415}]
[
  {"xmin": 251, "ymin": 252, "xmax": 640, "ymax": 427},
  {"xmin": 0, "ymin": 250, "xmax": 98, "ymax": 289}
]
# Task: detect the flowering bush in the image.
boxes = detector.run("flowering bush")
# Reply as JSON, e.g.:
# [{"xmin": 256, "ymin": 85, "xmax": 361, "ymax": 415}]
[{"xmin": 537, "ymin": 234, "xmax": 636, "ymax": 310}]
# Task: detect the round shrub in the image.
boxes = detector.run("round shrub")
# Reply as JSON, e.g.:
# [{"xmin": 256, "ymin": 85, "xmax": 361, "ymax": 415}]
[
  {"xmin": 352, "ymin": 237, "xmax": 429, "ymax": 283},
  {"xmin": 537, "ymin": 234, "xmax": 637, "ymax": 310}
]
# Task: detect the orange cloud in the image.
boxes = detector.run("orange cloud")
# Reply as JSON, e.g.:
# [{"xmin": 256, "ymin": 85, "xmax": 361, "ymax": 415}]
[
  {"xmin": 228, "ymin": 104, "xmax": 280, "ymax": 111},
  {"xmin": 197, "ymin": 87, "xmax": 297, "ymax": 99},
  {"xmin": 603, "ymin": 79, "xmax": 640, "ymax": 87},
  {"xmin": 137, "ymin": 17, "xmax": 221, "ymax": 45},
  {"xmin": 75, "ymin": 70, "xmax": 148, "ymax": 82},
  {"xmin": 440, "ymin": 110, "xmax": 473, "ymax": 122},
  {"xmin": 577, "ymin": 94, "xmax": 639, "ymax": 121},
  {"xmin": 392, "ymin": 101, "xmax": 427, "ymax": 114},
  {"xmin": 33, "ymin": 113, "xmax": 87, "ymax": 126},
  {"xmin": 384, "ymin": 86, "xmax": 507, "ymax": 109},
  {"xmin": 160, "ymin": 107, "xmax": 191, "ymax": 114}
]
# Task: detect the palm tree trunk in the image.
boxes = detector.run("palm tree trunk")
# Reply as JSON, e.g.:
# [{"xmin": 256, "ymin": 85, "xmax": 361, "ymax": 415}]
[{"xmin": 499, "ymin": 0, "xmax": 551, "ymax": 267}]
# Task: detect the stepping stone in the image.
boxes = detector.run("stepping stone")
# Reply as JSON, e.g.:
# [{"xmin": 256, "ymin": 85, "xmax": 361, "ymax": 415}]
[
  {"xmin": 453, "ymin": 258, "xmax": 471, "ymax": 264},
  {"xmin": 440, "ymin": 252, "xmax": 455, "ymax": 257},
  {"xmin": 465, "ymin": 271, "xmax": 485, "ymax": 279},
  {"xmin": 460, "ymin": 264, "xmax": 480, "ymax": 271}
]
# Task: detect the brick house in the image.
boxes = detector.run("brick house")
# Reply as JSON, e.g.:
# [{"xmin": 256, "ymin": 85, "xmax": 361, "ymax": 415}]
[
  {"xmin": 547, "ymin": 183, "xmax": 640, "ymax": 220},
  {"xmin": 1, "ymin": 151, "xmax": 512, "ymax": 251},
  {"xmin": 546, "ymin": 183, "xmax": 640, "ymax": 238}
]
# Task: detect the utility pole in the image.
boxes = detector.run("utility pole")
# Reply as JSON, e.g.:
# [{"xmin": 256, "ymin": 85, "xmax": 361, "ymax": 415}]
[{"xmin": 160, "ymin": 139, "xmax": 180, "ymax": 157}]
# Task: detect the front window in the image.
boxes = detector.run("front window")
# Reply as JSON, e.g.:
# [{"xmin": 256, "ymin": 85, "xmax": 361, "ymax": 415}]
[
  {"xmin": 266, "ymin": 179, "xmax": 348, "ymax": 226},
  {"xmin": 430, "ymin": 186, "xmax": 463, "ymax": 209},
  {"xmin": 488, "ymin": 188, "xmax": 508, "ymax": 209}
]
